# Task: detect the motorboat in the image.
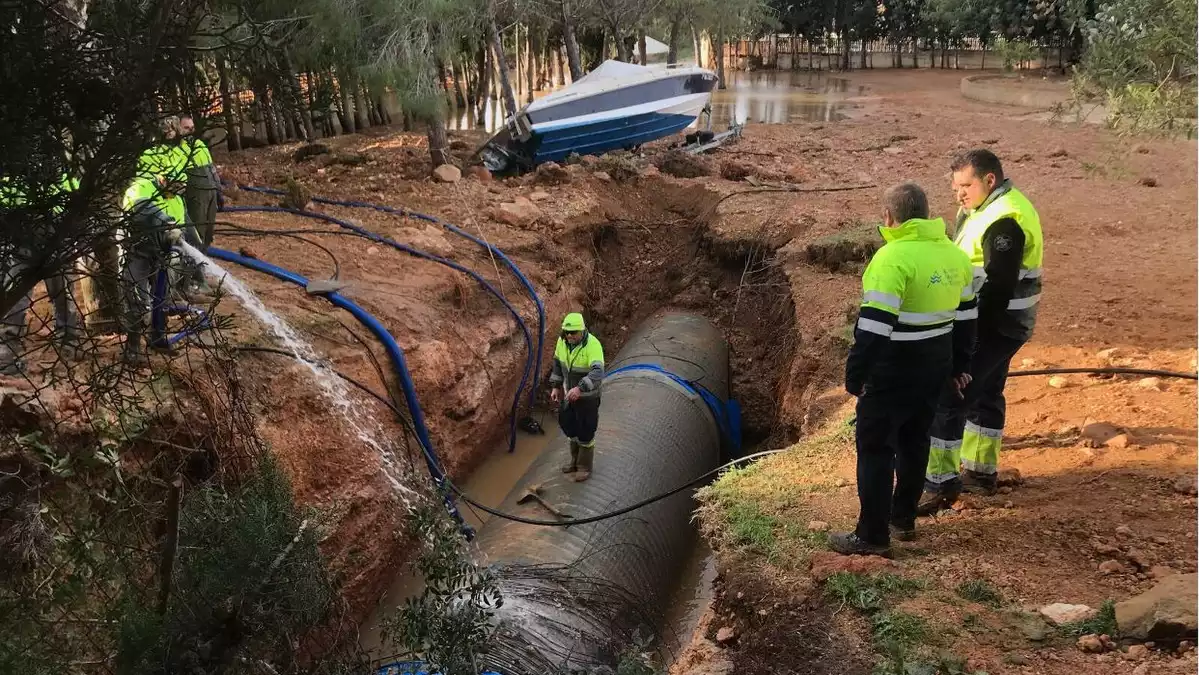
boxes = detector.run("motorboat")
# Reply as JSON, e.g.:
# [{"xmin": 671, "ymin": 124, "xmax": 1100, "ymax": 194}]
[{"xmin": 479, "ymin": 60, "xmax": 719, "ymax": 174}]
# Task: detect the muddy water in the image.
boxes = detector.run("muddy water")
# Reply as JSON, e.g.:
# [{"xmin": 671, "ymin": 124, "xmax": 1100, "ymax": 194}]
[
  {"xmin": 358, "ymin": 426, "xmax": 555, "ymax": 660},
  {"xmin": 447, "ymin": 70, "xmax": 865, "ymax": 133}
]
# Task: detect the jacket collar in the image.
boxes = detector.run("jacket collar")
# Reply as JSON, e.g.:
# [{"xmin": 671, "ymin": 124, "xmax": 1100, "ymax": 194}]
[{"xmin": 879, "ymin": 217, "xmax": 947, "ymax": 243}]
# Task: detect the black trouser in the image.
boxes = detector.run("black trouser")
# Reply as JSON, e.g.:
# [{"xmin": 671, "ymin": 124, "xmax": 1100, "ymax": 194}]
[
  {"xmin": 558, "ymin": 397, "xmax": 600, "ymax": 446},
  {"xmin": 925, "ymin": 333, "xmax": 1027, "ymax": 492},
  {"xmin": 854, "ymin": 385, "xmax": 943, "ymax": 547}
]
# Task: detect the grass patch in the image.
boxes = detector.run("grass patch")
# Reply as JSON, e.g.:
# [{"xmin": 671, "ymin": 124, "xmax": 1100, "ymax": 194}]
[
  {"xmin": 872, "ymin": 610, "xmax": 930, "ymax": 650},
  {"xmin": 805, "ymin": 220, "xmax": 883, "ymax": 272},
  {"xmin": 825, "ymin": 572, "xmax": 926, "ymax": 612},
  {"xmin": 1059, "ymin": 599, "xmax": 1117, "ymax": 637},
  {"xmin": 955, "ymin": 578, "xmax": 1004, "ymax": 608},
  {"xmin": 725, "ymin": 501, "xmax": 780, "ymax": 553},
  {"xmin": 695, "ymin": 416, "xmax": 855, "ymax": 566}
]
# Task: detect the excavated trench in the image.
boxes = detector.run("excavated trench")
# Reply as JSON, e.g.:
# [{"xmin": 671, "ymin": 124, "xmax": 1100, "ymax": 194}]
[
  {"xmin": 362, "ymin": 207, "xmax": 804, "ymax": 670},
  {"xmin": 580, "ymin": 219, "xmax": 800, "ymax": 451}
]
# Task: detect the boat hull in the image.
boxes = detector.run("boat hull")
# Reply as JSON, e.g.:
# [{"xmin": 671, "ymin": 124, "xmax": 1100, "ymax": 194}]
[{"xmin": 479, "ymin": 65, "xmax": 718, "ymax": 174}]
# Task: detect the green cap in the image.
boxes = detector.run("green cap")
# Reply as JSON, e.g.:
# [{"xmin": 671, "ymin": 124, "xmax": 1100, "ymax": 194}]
[{"xmin": 561, "ymin": 312, "xmax": 586, "ymax": 332}]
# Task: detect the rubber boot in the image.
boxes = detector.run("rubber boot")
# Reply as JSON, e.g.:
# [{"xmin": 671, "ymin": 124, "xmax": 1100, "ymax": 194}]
[
  {"xmin": 122, "ymin": 332, "xmax": 149, "ymax": 369},
  {"xmin": 961, "ymin": 470, "xmax": 998, "ymax": 496},
  {"xmin": 561, "ymin": 440, "xmax": 579, "ymax": 474},
  {"xmin": 571, "ymin": 444, "xmax": 593, "ymax": 482},
  {"xmin": 916, "ymin": 486, "xmax": 961, "ymax": 517}
]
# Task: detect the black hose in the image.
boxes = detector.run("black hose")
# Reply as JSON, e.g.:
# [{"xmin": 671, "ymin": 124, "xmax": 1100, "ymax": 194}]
[
  {"xmin": 236, "ymin": 345, "xmax": 784, "ymax": 528},
  {"xmin": 238, "ymin": 346, "xmax": 1198, "ymax": 528},
  {"xmin": 1009, "ymin": 367, "xmax": 1197, "ymax": 380}
]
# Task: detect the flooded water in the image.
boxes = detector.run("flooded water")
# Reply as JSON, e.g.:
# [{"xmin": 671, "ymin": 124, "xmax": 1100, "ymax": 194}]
[
  {"xmin": 659, "ymin": 537, "xmax": 718, "ymax": 662},
  {"xmin": 709, "ymin": 70, "xmax": 868, "ymax": 127},
  {"xmin": 447, "ymin": 70, "xmax": 866, "ymax": 133}
]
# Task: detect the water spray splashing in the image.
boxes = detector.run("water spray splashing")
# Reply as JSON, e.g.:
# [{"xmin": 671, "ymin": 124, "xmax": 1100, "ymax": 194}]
[{"xmin": 179, "ymin": 242, "xmax": 415, "ymax": 498}]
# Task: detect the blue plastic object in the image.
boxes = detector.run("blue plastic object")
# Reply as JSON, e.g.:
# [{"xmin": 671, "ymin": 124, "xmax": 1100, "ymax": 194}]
[
  {"xmin": 149, "ymin": 267, "xmax": 211, "ymax": 348},
  {"xmin": 205, "ymin": 246, "xmax": 472, "ymax": 538},
  {"xmin": 608, "ymin": 362, "xmax": 743, "ymax": 453},
  {"xmin": 219, "ymin": 202, "xmax": 536, "ymax": 454}
]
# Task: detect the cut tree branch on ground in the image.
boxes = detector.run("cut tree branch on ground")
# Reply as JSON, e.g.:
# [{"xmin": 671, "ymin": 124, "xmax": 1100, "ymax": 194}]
[{"xmin": 706, "ymin": 184, "xmax": 878, "ymax": 216}]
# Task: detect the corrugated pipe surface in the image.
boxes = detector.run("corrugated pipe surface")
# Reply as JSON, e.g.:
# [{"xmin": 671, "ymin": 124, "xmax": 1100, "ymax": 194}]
[{"xmin": 476, "ymin": 312, "xmax": 729, "ymax": 673}]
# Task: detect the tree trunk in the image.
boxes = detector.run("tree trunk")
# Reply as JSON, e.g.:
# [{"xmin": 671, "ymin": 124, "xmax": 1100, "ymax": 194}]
[
  {"xmin": 562, "ymin": 2, "xmax": 583, "ymax": 80},
  {"xmin": 555, "ymin": 44, "xmax": 566, "ymax": 85},
  {"xmin": 256, "ymin": 88, "xmax": 279, "ymax": 144},
  {"xmin": 667, "ymin": 19, "xmax": 680, "ymax": 64},
  {"xmin": 860, "ymin": 40, "xmax": 868, "ymax": 69},
  {"xmin": 714, "ymin": 31, "xmax": 726, "ymax": 89},
  {"xmin": 475, "ymin": 40, "xmax": 491, "ymax": 110},
  {"xmin": 217, "ymin": 58, "xmax": 241, "ymax": 151},
  {"xmin": 337, "ymin": 69, "xmax": 355, "ymax": 134},
  {"xmin": 515, "ymin": 24, "xmax": 524, "ymax": 98},
  {"xmin": 910, "ymin": 39, "xmax": 918, "ymax": 68},
  {"xmin": 488, "ymin": 7, "xmax": 518, "ymax": 117},
  {"xmin": 841, "ymin": 32, "xmax": 852, "ymax": 70},
  {"xmin": 525, "ymin": 29, "xmax": 535, "ymax": 103},
  {"xmin": 353, "ymin": 84, "xmax": 369, "ymax": 130},
  {"xmin": 691, "ymin": 23, "xmax": 702, "ymax": 67},
  {"xmin": 450, "ymin": 59, "xmax": 468, "ymax": 107},
  {"xmin": 638, "ymin": 28, "xmax": 647, "ymax": 65}
]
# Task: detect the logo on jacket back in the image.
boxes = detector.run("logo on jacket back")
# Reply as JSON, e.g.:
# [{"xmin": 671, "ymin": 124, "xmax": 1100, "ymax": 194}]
[{"xmin": 993, "ymin": 234, "xmax": 1013, "ymax": 252}]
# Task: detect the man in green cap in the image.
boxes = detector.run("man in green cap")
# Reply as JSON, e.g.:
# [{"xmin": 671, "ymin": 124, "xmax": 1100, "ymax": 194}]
[{"xmin": 549, "ymin": 312, "xmax": 605, "ymax": 482}]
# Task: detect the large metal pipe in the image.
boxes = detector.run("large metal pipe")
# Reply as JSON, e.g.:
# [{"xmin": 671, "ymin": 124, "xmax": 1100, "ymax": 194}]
[{"xmin": 475, "ymin": 312, "xmax": 729, "ymax": 673}]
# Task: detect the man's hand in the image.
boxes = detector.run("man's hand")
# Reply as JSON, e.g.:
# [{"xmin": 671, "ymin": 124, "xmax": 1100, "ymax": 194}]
[
  {"xmin": 164, "ymin": 227, "xmax": 183, "ymax": 248},
  {"xmin": 566, "ymin": 387, "xmax": 582, "ymax": 403},
  {"xmin": 846, "ymin": 382, "xmax": 864, "ymax": 397},
  {"xmin": 952, "ymin": 373, "xmax": 973, "ymax": 398},
  {"xmin": 550, "ymin": 388, "xmax": 561, "ymax": 404}
]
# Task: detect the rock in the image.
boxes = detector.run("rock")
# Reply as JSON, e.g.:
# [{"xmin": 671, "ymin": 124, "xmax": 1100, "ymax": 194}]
[
  {"xmin": 465, "ymin": 165, "xmax": 493, "ymax": 182},
  {"xmin": 1098, "ymin": 347, "xmax": 1122, "ymax": 360},
  {"xmin": 1049, "ymin": 375, "xmax": 1070, "ymax": 389},
  {"xmin": 714, "ymin": 626, "xmax": 737, "ymax": 645},
  {"xmin": 1106, "ymin": 433, "xmax": 1136, "ymax": 449},
  {"xmin": 1127, "ymin": 549, "xmax": 1152, "ymax": 570},
  {"xmin": 1132, "ymin": 665, "xmax": 1149, "ymax": 675},
  {"xmin": 1041, "ymin": 603, "xmax": 1098, "ymax": 626},
  {"xmin": 1100, "ymin": 559, "xmax": 1126, "ymax": 575},
  {"xmin": 1083, "ymin": 421, "xmax": 1122, "ymax": 447},
  {"xmin": 1049, "ymin": 148, "xmax": 1070, "ymax": 158},
  {"xmin": 807, "ymin": 520, "xmax": 830, "ymax": 532},
  {"xmin": 1116, "ymin": 573, "xmax": 1199, "ymax": 641},
  {"xmin": 719, "ymin": 160, "xmax": 753, "ymax": 182},
  {"xmin": 1078, "ymin": 633, "xmax": 1105, "ymax": 652},
  {"xmin": 431, "ymin": 164, "xmax": 461, "ymax": 183},
  {"xmin": 528, "ymin": 190, "xmax": 551, "ymax": 202},
  {"xmin": 593, "ymin": 171, "xmax": 612, "ymax": 183},
  {"xmin": 1094, "ymin": 539, "xmax": 1121, "ymax": 555},
  {"xmin": 491, "ymin": 199, "xmax": 542, "ymax": 227},
  {"xmin": 535, "ymin": 161, "xmax": 572, "ymax": 185},
  {"xmin": 883, "ymin": 146, "xmax": 902, "ymax": 154},
  {"xmin": 1138, "ymin": 377, "xmax": 1164, "ymax": 391},
  {"xmin": 1173, "ymin": 476, "xmax": 1197, "ymax": 496},
  {"xmin": 808, "ymin": 551, "xmax": 897, "ymax": 581},
  {"xmin": 1125, "ymin": 644, "xmax": 1150, "ymax": 660},
  {"xmin": 238, "ymin": 246, "xmax": 261, "ymax": 259},
  {"xmin": 366, "ymin": 246, "xmax": 379, "ymax": 256},
  {"xmin": 292, "ymin": 142, "xmax": 330, "ymax": 162},
  {"xmin": 1022, "ymin": 357, "xmax": 1039, "ymax": 367},
  {"xmin": 643, "ymin": 165, "xmax": 661, "ymax": 177},
  {"xmin": 998, "ymin": 468, "xmax": 1023, "ymax": 486},
  {"xmin": 999, "ymin": 486, "xmax": 1013, "ymax": 495},
  {"xmin": 1002, "ymin": 652, "xmax": 1030, "ymax": 666},
  {"xmin": 1004, "ymin": 500, "xmax": 1015, "ymax": 509},
  {"xmin": 1117, "ymin": 525, "xmax": 1136, "ymax": 538},
  {"xmin": 1139, "ymin": 177, "xmax": 1158, "ymax": 187},
  {"xmin": 1010, "ymin": 611, "xmax": 1052, "ymax": 641}
]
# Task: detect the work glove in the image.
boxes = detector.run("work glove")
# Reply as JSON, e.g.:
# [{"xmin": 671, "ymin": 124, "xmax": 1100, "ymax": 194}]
[
  {"xmin": 163, "ymin": 227, "xmax": 183, "ymax": 249},
  {"xmin": 216, "ymin": 187, "xmax": 225, "ymax": 210}
]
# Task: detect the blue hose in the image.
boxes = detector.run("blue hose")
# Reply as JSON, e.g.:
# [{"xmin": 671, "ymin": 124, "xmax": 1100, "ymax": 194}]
[
  {"xmin": 205, "ymin": 246, "xmax": 473, "ymax": 539},
  {"xmin": 226, "ymin": 181, "xmax": 547, "ymax": 416},
  {"xmin": 220, "ymin": 203, "xmax": 532, "ymax": 453}
]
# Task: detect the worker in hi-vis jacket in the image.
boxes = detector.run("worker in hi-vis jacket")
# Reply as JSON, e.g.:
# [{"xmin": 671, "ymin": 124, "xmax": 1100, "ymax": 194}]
[{"xmin": 549, "ymin": 312, "xmax": 605, "ymax": 483}]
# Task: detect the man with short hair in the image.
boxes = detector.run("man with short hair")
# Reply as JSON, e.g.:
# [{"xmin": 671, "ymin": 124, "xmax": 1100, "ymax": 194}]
[
  {"xmin": 549, "ymin": 312, "xmax": 605, "ymax": 482},
  {"xmin": 830, "ymin": 182, "xmax": 976, "ymax": 557},
  {"xmin": 919, "ymin": 149, "xmax": 1044, "ymax": 512}
]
